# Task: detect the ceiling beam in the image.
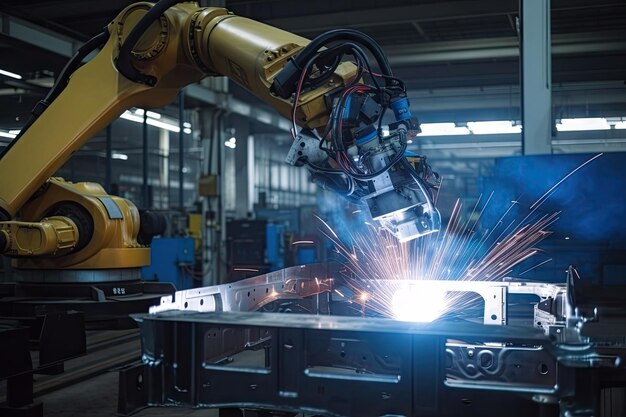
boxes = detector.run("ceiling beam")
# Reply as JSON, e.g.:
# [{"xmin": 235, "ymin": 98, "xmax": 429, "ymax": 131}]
[
  {"xmin": 385, "ymin": 31, "xmax": 626, "ymax": 65},
  {"xmin": 262, "ymin": 0, "xmax": 624, "ymax": 33},
  {"xmin": 263, "ymin": 0, "xmax": 518, "ymax": 32}
]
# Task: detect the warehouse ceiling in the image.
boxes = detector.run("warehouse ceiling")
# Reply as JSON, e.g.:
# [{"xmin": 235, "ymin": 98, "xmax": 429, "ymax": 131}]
[
  {"xmin": 0, "ymin": 0, "xmax": 625, "ymax": 194},
  {"xmin": 0, "ymin": 0, "xmax": 625, "ymax": 128}
]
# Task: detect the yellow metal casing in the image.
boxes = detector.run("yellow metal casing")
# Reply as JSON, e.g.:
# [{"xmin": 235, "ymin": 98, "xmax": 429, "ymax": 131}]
[
  {"xmin": 0, "ymin": 216, "xmax": 78, "ymax": 257},
  {"xmin": 0, "ymin": 2, "xmax": 355, "ymax": 271},
  {"xmin": 13, "ymin": 178, "xmax": 148, "ymax": 269}
]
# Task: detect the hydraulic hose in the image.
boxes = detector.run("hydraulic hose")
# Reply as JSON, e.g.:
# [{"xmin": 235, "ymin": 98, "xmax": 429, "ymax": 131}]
[{"xmin": 271, "ymin": 29, "xmax": 393, "ymax": 99}]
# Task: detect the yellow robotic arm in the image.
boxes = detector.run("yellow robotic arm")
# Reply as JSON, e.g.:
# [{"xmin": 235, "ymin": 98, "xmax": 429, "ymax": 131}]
[{"xmin": 0, "ymin": 1, "xmax": 440, "ymax": 274}]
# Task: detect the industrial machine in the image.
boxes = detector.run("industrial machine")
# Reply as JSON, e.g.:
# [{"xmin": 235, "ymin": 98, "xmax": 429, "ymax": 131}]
[
  {"xmin": 0, "ymin": 0, "xmax": 440, "ymax": 277},
  {"xmin": 3, "ymin": 2, "xmax": 623, "ymax": 416},
  {"xmin": 119, "ymin": 263, "xmax": 626, "ymax": 417},
  {"xmin": 0, "ymin": 4, "xmax": 440, "ymax": 413}
]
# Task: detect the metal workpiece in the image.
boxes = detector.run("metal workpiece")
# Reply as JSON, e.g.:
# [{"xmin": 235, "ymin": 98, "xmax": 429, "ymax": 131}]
[
  {"xmin": 124, "ymin": 264, "xmax": 626, "ymax": 416},
  {"xmin": 150, "ymin": 263, "xmax": 340, "ymax": 315}
]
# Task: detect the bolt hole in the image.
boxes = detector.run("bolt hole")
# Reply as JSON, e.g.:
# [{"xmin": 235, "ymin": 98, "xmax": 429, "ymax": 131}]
[
  {"xmin": 490, "ymin": 314, "xmax": 497, "ymax": 321},
  {"xmin": 184, "ymin": 302, "xmax": 188, "ymax": 309},
  {"xmin": 247, "ymin": 291, "xmax": 250, "ymax": 297},
  {"xmin": 340, "ymin": 351, "xmax": 346, "ymax": 358},
  {"xmin": 200, "ymin": 299, "xmax": 204, "ymax": 306},
  {"xmin": 362, "ymin": 356, "xmax": 367, "ymax": 361},
  {"xmin": 461, "ymin": 398, "xmax": 472, "ymax": 406},
  {"xmin": 136, "ymin": 373, "xmax": 143, "ymax": 391},
  {"xmin": 538, "ymin": 363, "xmax": 549, "ymax": 375}
]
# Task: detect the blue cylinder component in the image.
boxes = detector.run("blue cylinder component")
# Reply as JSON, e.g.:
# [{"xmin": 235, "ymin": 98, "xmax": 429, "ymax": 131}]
[
  {"xmin": 343, "ymin": 95, "xmax": 352, "ymax": 120},
  {"xmin": 355, "ymin": 129, "xmax": 378, "ymax": 146},
  {"xmin": 391, "ymin": 96, "xmax": 412, "ymax": 121}
]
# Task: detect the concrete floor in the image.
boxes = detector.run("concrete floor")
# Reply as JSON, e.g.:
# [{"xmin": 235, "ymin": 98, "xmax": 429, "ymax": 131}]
[{"xmin": 38, "ymin": 370, "xmax": 219, "ymax": 417}]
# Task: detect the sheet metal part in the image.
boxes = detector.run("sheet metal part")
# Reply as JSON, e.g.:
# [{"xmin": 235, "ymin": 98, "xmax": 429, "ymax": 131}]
[{"xmin": 123, "ymin": 264, "xmax": 626, "ymax": 417}]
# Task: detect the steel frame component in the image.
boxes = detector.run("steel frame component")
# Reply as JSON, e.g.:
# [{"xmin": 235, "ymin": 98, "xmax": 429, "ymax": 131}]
[
  {"xmin": 151, "ymin": 263, "xmax": 570, "ymax": 329},
  {"xmin": 121, "ymin": 264, "xmax": 625, "ymax": 417}
]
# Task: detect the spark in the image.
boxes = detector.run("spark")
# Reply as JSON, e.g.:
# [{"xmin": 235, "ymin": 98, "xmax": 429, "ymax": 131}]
[
  {"xmin": 334, "ymin": 289, "xmax": 346, "ymax": 298},
  {"xmin": 233, "ymin": 268, "xmax": 259, "ymax": 272},
  {"xmin": 530, "ymin": 153, "xmax": 603, "ymax": 210},
  {"xmin": 292, "ymin": 240, "xmax": 314, "ymax": 245},
  {"xmin": 519, "ymin": 258, "xmax": 553, "ymax": 276},
  {"xmin": 316, "ymin": 154, "xmax": 603, "ymax": 323}
]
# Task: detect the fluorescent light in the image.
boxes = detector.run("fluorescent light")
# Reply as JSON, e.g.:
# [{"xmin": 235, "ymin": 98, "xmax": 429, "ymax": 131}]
[
  {"xmin": 228, "ymin": 137, "xmax": 236, "ymax": 143},
  {"xmin": 467, "ymin": 121, "xmax": 521, "ymax": 135},
  {"xmin": 112, "ymin": 153, "xmax": 128, "ymax": 160},
  {"xmin": 147, "ymin": 118, "xmax": 180, "ymax": 132},
  {"xmin": 133, "ymin": 108, "xmax": 161, "ymax": 119},
  {"xmin": 418, "ymin": 123, "xmax": 469, "ymax": 136},
  {"xmin": 122, "ymin": 110, "xmax": 185, "ymax": 132},
  {"xmin": 9, "ymin": 130, "xmax": 20, "ymax": 135},
  {"xmin": 0, "ymin": 131, "xmax": 17, "ymax": 139},
  {"xmin": 120, "ymin": 111, "xmax": 145, "ymax": 123},
  {"xmin": 556, "ymin": 118, "xmax": 610, "ymax": 131},
  {"xmin": 183, "ymin": 122, "xmax": 191, "ymax": 128},
  {"xmin": 0, "ymin": 69, "xmax": 22, "ymax": 80},
  {"xmin": 615, "ymin": 121, "xmax": 626, "ymax": 130},
  {"xmin": 183, "ymin": 128, "xmax": 192, "ymax": 134},
  {"xmin": 224, "ymin": 140, "xmax": 236, "ymax": 149}
]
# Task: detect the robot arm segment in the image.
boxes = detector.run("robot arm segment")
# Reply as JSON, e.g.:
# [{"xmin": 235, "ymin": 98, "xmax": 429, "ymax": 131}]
[{"xmin": 0, "ymin": 1, "xmax": 440, "ymax": 271}]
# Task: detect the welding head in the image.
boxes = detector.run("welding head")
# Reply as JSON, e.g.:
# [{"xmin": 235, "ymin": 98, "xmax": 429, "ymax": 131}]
[{"xmin": 364, "ymin": 158, "xmax": 442, "ymax": 242}]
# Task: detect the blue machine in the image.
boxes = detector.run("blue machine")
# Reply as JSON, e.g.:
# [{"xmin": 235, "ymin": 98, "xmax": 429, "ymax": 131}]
[
  {"xmin": 266, "ymin": 223, "xmax": 286, "ymax": 271},
  {"xmin": 142, "ymin": 237, "xmax": 195, "ymax": 290}
]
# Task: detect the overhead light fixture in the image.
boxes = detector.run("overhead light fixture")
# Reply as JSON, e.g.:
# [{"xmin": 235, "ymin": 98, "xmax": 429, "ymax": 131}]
[
  {"xmin": 615, "ymin": 120, "xmax": 626, "ymax": 130},
  {"xmin": 467, "ymin": 121, "xmax": 521, "ymax": 135},
  {"xmin": 183, "ymin": 122, "xmax": 191, "ymax": 128},
  {"xmin": 120, "ymin": 111, "xmax": 145, "ymax": 123},
  {"xmin": 0, "ymin": 68, "xmax": 22, "ymax": 80},
  {"xmin": 225, "ymin": 137, "xmax": 236, "ymax": 149},
  {"xmin": 556, "ymin": 118, "xmax": 610, "ymax": 132},
  {"xmin": 133, "ymin": 109, "xmax": 161, "ymax": 119},
  {"xmin": 0, "ymin": 131, "xmax": 17, "ymax": 139},
  {"xmin": 417, "ymin": 123, "xmax": 470, "ymax": 136},
  {"xmin": 146, "ymin": 118, "xmax": 180, "ymax": 133},
  {"xmin": 120, "ymin": 110, "xmax": 182, "ymax": 132},
  {"xmin": 112, "ymin": 152, "xmax": 128, "ymax": 160}
]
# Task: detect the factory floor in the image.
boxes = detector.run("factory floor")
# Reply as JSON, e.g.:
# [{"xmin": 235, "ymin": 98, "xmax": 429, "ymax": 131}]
[
  {"xmin": 39, "ymin": 371, "xmax": 218, "ymax": 417},
  {"xmin": 16, "ymin": 329, "xmax": 307, "ymax": 417}
]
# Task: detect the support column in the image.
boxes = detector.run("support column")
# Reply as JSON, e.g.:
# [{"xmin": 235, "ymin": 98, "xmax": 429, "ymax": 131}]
[
  {"xmin": 178, "ymin": 90, "xmax": 185, "ymax": 210},
  {"xmin": 200, "ymin": 108, "xmax": 225, "ymax": 286},
  {"xmin": 521, "ymin": 0, "xmax": 552, "ymax": 155},
  {"xmin": 233, "ymin": 116, "xmax": 254, "ymax": 219},
  {"xmin": 142, "ymin": 110, "xmax": 149, "ymax": 208}
]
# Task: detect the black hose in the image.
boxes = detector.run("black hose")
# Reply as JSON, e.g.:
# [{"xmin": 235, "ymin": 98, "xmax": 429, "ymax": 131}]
[
  {"xmin": 0, "ymin": 28, "xmax": 109, "ymax": 160},
  {"xmin": 272, "ymin": 29, "xmax": 392, "ymax": 99},
  {"xmin": 116, "ymin": 0, "xmax": 184, "ymax": 85}
]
